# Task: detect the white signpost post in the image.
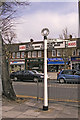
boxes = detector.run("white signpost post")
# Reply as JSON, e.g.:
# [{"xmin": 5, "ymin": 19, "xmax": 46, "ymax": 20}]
[{"xmin": 41, "ymin": 28, "xmax": 49, "ymax": 111}]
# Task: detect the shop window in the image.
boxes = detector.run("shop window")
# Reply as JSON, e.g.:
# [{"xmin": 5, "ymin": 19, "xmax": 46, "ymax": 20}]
[
  {"xmin": 77, "ymin": 49, "xmax": 80, "ymax": 56},
  {"xmin": 38, "ymin": 51, "xmax": 42, "ymax": 57},
  {"xmin": 12, "ymin": 52, "xmax": 15, "ymax": 58},
  {"xmin": 52, "ymin": 50, "xmax": 56, "ymax": 57},
  {"xmin": 11, "ymin": 65, "xmax": 14, "ymax": 68},
  {"xmin": 61, "ymin": 70, "xmax": 73, "ymax": 75},
  {"xmin": 21, "ymin": 52, "xmax": 24, "ymax": 58},
  {"xmin": 63, "ymin": 51, "xmax": 66, "ymax": 56},
  {"xmin": 48, "ymin": 65, "xmax": 57, "ymax": 72},
  {"xmin": 57, "ymin": 50, "xmax": 61, "ymax": 57},
  {"xmin": 9, "ymin": 53, "xmax": 11, "ymax": 58},
  {"xmin": 72, "ymin": 49, "xmax": 76, "ymax": 56},
  {"xmin": 32, "ymin": 51, "xmax": 37, "ymax": 58},
  {"xmin": 16, "ymin": 52, "xmax": 20, "ymax": 58},
  {"xmin": 28, "ymin": 52, "xmax": 31, "ymax": 58},
  {"xmin": 21, "ymin": 65, "xmax": 25, "ymax": 70}
]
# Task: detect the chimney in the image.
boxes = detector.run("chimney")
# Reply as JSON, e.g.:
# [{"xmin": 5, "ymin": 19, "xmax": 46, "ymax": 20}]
[
  {"xmin": 69, "ymin": 34, "xmax": 72, "ymax": 40},
  {"xmin": 30, "ymin": 39, "xmax": 34, "ymax": 43}
]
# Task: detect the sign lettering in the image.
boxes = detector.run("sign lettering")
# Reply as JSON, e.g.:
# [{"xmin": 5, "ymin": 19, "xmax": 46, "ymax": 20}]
[
  {"xmin": 68, "ymin": 41, "xmax": 76, "ymax": 47},
  {"xmin": 19, "ymin": 45, "xmax": 26, "ymax": 51}
]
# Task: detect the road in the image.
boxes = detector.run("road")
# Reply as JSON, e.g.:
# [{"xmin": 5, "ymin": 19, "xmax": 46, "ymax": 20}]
[{"xmin": 13, "ymin": 80, "xmax": 80, "ymax": 102}]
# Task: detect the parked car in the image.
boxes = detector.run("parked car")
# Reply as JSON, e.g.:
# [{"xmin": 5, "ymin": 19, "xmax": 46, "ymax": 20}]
[
  {"xmin": 32, "ymin": 70, "xmax": 50, "ymax": 80},
  {"xmin": 57, "ymin": 69, "xmax": 80, "ymax": 83},
  {"xmin": 32, "ymin": 70, "xmax": 44, "ymax": 75},
  {"xmin": 10, "ymin": 70, "xmax": 44, "ymax": 82}
]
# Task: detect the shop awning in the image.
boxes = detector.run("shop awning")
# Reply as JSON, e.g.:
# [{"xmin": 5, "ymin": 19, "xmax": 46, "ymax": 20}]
[{"xmin": 48, "ymin": 61, "xmax": 67, "ymax": 65}]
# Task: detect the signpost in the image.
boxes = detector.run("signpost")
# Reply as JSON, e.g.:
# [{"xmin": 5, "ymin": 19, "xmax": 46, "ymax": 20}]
[{"xmin": 41, "ymin": 28, "xmax": 49, "ymax": 111}]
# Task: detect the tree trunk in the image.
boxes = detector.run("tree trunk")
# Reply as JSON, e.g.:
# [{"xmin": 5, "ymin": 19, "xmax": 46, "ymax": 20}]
[{"xmin": 1, "ymin": 33, "xmax": 16, "ymax": 100}]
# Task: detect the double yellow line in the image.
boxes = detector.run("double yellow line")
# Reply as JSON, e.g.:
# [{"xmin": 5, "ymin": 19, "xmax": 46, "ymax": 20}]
[{"xmin": 16, "ymin": 95, "xmax": 80, "ymax": 103}]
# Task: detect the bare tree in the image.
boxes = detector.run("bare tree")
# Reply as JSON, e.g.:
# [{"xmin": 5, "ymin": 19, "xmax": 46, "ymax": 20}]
[
  {"xmin": 59, "ymin": 27, "xmax": 69, "ymax": 39},
  {"xmin": 59, "ymin": 34, "xmax": 63, "ymax": 39},
  {"xmin": 59, "ymin": 28, "xmax": 72, "ymax": 69},
  {"xmin": 63, "ymin": 27, "xmax": 68, "ymax": 39},
  {"xmin": 0, "ymin": 1, "xmax": 29, "ymax": 100}
]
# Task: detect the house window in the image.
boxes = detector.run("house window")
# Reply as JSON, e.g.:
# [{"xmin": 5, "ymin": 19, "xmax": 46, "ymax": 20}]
[
  {"xmin": 32, "ymin": 51, "xmax": 37, "ymax": 58},
  {"xmin": 28, "ymin": 52, "xmax": 31, "ymax": 58},
  {"xmin": 63, "ymin": 51, "xmax": 66, "ymax": 56},
  {"xmin": 52, "ymin": 50, "xmax": 56, "ymax": 57},
  {"xmin": 16, "ymin": 52, "xmax": 20, "ymax": 58},
  {"xmin": 77, "ymin": 49, "xmax": 80, "ymax": 56},
  {"xmin": 38, "ymin": 51, "xmax": 42, "ymax": 57},
  {"xmin": 57, "ymin": 50, "xmax": 61, "ymax": 57},
  {"xmin": 9, "ymin": 53, "xmax": 11, "ymax": 58},
  {"xmin": 72, "ymin": 49, "xmax": 76, "ymax": 56},
  {"xmin": 12, "ymin": 52, "xmax": 15, "ymax": 58},
  {"xmin": 21, "ymin": 52, "xmax": 24, "ymax": 58}
]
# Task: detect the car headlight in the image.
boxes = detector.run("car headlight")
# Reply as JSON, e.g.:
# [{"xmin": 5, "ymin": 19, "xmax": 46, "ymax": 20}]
[{"xmin": 40, "ymin": 76, "xmax": 44, "ymax": 78}]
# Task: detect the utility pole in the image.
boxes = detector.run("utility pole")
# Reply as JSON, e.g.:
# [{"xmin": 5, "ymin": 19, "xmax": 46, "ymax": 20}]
[
  {"xmin": 41, "ymin": 28, "xmax": 49, "ymax": 111},
  {"xmin": 78, "ymin": 0, "xmax": 80, "ymax": 37}
]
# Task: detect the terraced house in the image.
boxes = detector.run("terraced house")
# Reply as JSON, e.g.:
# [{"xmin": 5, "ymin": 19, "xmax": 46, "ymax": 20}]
[{"xmin": 8, "ymin": 38, "xmax": 80, "ymax": 73}]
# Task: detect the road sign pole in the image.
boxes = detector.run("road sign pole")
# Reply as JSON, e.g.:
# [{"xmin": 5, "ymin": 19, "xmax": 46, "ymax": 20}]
[
  {"xmin": 43, "ymin": 36, "xmax": 48, "ymax": 111},
  {"xmin": 41, "ymin": 28, "xmax": 49, "ymax": 111}
]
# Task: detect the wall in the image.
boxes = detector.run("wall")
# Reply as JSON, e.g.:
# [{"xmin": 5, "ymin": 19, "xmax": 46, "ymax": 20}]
[{"xmin": 48, "ymin": 72, "xmax": 57, "ymax": 80}]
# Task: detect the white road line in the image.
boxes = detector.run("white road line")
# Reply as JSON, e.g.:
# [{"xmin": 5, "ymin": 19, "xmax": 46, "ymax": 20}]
[{"xmin": 13, "ymin": 82, "xmax": 79, "ymax": 88}]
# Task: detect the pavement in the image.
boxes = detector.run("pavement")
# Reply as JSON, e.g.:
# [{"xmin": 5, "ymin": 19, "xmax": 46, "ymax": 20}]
[{"xmin": 2, "ymin": 97, "xmax": 80, "ymax": 119}]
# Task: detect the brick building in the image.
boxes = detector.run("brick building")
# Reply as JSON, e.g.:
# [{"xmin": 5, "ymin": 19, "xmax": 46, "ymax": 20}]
[{"xmin": 8, "ymin": 38, "xmax": 80, "ymax": 73}]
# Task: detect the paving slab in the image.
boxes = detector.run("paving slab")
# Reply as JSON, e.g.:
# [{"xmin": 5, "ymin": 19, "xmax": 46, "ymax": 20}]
[
  {"xmin": 2, "ymin": 106, "xmax": 14, "ymax": 112},
  {"xmin": 56, "ymin": 113, "xmax": 78, "ymax": 118},
  {"xmin": 16, "ymin": 114, "xmax": 37, "ymax": 118},
  {"xmin": 25, "ymin": 102, "xmax": 36, "ymax": 106},
  {"xmin": 22, "ymin": 109, "xmax": 40, "ymax": 116},
  {"xmin": 12, "ymin": 104, "xmax": 29, "ymax": 112},
  {"xmin": 37, "ymin": 109, "xmax": 61, "ymax": 118},
  {"xmin": 2, "ymin": 98, "xmax": 79, "ymax": 119},
  {"xmin": 63, "ymin": 107, "xmax": 78, "ymax": 115},
  {"xmin": 2, "ymin": 111, "xmax": 23, "ymax": 118}
]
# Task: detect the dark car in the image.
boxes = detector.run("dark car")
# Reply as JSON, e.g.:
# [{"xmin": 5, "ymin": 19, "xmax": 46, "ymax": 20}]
[
  {"xmin": 32, "ymin": 70, "xmax": 44, "ymax": 75},
  {"xmin": 32, "ymin": 70, "xmax": 50, "ymax": 79},
  {"xmin": 10, "ymin": 70, "xmax": 44, "ymax": 82},
  {"xmin": 57, "ymin": 69, "xmax": 80, "ymax": 83}
]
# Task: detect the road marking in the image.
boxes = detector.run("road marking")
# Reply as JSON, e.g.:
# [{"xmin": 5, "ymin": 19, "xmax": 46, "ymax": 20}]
[
  {"xmin": 16, "ymin": 95, "xmax": 37, "ymax": 99},
  {"xmin": 13, "ymin": 82, "xmax": 36, "ymax": 85},
  {"xmin": 48, "ymin": 84, "xmax": 78, "ymax": 88},
  {"xmin": 16, "ymin": 95, "xmax": 80, "ymax": 103},
  {"xmin": 13, "ymin": 82, "xmax": 79, "ymax": 88}
]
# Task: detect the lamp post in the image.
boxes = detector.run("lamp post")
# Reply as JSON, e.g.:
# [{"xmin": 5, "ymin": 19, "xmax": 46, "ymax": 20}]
[{"xmin": 41, "ymin": 28, "xmax": 49, "ymax": 111}]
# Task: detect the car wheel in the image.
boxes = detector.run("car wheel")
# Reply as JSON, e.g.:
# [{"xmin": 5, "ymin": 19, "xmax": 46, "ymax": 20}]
[
  {"xmin": 34, "ymin": 77, "xmax": 38, "ymax": 82},
  {"xmin": 59, "ymin": 79, "xmax": 64, "ymax": 84},
  {"xmin": 14, "ymin": 77, "xmax": 17, "ymax": 81}
]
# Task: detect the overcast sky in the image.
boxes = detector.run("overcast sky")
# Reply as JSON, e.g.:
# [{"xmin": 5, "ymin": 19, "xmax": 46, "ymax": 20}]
[{"xmin": 14, "ymin": 1, "xmax": 78, "ymax": 43}]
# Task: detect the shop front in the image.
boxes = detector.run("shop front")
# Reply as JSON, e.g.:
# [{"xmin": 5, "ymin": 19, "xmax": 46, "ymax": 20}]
[
  {"xmin": 71, "ymin": 57, "xmax": 80, "ymax": 71},
  {"xmin": 25, "ymin": 58, "xmax": 44, "ymax": 72},
  {"xmin": 10, "ymin": 59, "xmax": 25, "ymax": 73},
  {"xmin": 47, "ymin": 58, "xmax": 68, "ymax": 72},
  {"xmin": 25, "ymin": 57, "xmax": 69, "ymax": 72}
]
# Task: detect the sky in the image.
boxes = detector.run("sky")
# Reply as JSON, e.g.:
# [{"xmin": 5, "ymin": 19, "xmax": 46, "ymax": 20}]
[{"xmin": 14, "ymin": 1, "xmax": 78, "ymax": 43}]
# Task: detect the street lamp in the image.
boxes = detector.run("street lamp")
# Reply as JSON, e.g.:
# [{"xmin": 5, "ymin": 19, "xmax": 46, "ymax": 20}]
[{"xmin": 41, "ymin": 28, "xmax": 49, "ymax": 111}]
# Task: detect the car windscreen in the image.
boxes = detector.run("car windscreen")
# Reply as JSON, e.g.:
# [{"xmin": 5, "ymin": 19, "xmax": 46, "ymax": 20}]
[
  {"xmin": 61, "ymin": 70, "xmax": 73, "ymax": 75},
  {"xmin": 32, "ymin": 70, "xmax": 39, "ymax": 74},
  {"xmin": 73, "ymin": 71, "xmax": 80, "ymax": 75},
  {"xmin": 29, "ymin": 71, "xmax": 35, "ymax": 74}
]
